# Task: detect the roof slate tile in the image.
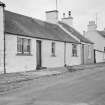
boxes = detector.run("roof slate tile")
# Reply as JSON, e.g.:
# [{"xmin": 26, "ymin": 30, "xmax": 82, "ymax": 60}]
[{"xmin": 59, "ymin": 21, "xmax": 93, "ymax": 44}]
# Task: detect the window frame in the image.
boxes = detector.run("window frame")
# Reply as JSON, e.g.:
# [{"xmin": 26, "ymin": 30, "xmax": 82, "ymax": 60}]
[
  {"xmin": 51, "ymin": 41, "xmax": 56, "ymax": 57},
  {"xmin": 17, "ymin": 37, "xmax": 31, "ymax": 55},
  {"xmin": 72, "ymin": 44, "xmax": 78, "ymax": 57}
]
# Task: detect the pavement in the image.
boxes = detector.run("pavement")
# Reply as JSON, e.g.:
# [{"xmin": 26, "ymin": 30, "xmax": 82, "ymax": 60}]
[
  {"xmin": 0, "ymin": 67, "xmax": 67, "ymax": 84},
  {"xmin": 0, "ymin": 63, "xmax": 105, "ymax": 95},
  {"xmin": 1, "ymin": 63, "xmax": 105, "ymax": 85}
]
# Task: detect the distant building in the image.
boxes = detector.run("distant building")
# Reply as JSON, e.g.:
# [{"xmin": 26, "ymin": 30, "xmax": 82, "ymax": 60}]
[{"xmin": 86, "ymin": 21, "xmax": 105, "ymax": 63}]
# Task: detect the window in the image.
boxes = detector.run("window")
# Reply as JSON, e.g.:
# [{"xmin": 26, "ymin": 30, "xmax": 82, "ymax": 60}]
[
  {"xmin": 17, "ymin": 37, "xmax": 23, "ymax": 53},
  {"xmin": 51, "ymin": 42, "xmax": 56, "ymax": 56},
  {"xmin": 72, "ymin": 44, "xmax": 77, "ymax": 57},
  {"xmin": 17, "ymin": 37, "xmax": 31, "ymax": 55}
]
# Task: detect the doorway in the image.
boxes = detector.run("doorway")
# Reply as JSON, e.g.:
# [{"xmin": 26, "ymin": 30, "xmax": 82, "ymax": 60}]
[
  {"xmin": 36, "ymin": 40, "xmax": 42, "ymax": 69},
  {"xmin": 81, "ymin": 44, "xmax": 84, "ymax": 64}
]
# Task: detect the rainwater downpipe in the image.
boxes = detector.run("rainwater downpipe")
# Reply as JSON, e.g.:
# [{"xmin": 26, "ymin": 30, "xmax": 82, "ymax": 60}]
[{"xmin": 64, "ymin": 41, "xmax": 66, "ymax": 67}]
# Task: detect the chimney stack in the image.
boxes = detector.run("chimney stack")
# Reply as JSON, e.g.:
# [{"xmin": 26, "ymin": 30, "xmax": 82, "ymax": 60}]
[
  {"xmin": 45, "ymin": 10, "xmax": 58, "ymax": 24},
  {"xmin": 62, "ymin": 11, "xmax": 73, "ymax": 26},
  {"xmin": 87, "ymin": 21, "xmax": 97, "ymax": 31}
]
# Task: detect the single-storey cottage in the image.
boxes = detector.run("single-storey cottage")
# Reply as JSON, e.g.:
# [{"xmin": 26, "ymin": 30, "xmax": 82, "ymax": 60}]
[
  {"xmin": 0, "ymin": 2, "xmax": 94, "ymax": 74},
  {"xmin": 0, "ymin": 2, "xmax": 82, "ymax": 73},
  {"xmin": 58, "ymin": 12, "xmax": 94, "ymax": 65}
]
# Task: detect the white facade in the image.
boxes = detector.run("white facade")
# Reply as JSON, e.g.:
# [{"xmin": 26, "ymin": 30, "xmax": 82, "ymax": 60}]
[
  {"xmin": 42, "ymin": 40, "xmax": 65, "ymax": 68},
  {"xmin": 0, "ymin": 6, "xmax": 4, "ymax": 73},
  {"xmin": 5, "ymin": 34, "xmax": 37, "ymax": 73},
  {"xmin": 4, "ymin": 33, "xmax": 81, "ymax": 73},
  {"xmin": 86, "ymin": 31, "xmax": 105, "ymax": 51},
  {"xmin": 81, "ymin": 44, "xmax": 94, "ymax": 64},
  {"xmin": 86, "ymin": 21, "xmax": 105, "ymax": 63},
  {"xmin": 59, "ymin": 22, "xmax": 94, "ymax": 65},
  {"xmin": 66, "ymin": 43, "xmax": 81, "ymax": 66},
  {"xmin": 86, "ymin": 31, "xmax": 105, "ymax": 62}
]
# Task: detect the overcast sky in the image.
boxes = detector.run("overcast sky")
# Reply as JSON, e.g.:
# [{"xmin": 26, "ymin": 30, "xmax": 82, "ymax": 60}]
[{"xmin": 2, "ymin": 0, "xmax": 105, "ymax": 33}]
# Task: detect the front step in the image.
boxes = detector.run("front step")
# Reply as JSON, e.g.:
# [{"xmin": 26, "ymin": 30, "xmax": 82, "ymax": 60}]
[{"xmin": 36, "ymin": 66, "xmax": 47, "ymax": 70}]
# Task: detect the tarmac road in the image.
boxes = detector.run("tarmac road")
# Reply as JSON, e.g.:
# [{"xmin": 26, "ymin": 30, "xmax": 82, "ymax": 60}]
[{"xmin": 0, "ymin": 65, "xmax": 105, "ymax": 105}]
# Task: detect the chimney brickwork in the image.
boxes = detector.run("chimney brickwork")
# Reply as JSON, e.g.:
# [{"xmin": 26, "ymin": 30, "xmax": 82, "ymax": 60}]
[
  {"xmin": 87, "ymin": 21, "xmax": 97, "ymax": 31},
  {"xmin": 46, "ymin": 10, "xmax": 58, "ymax": 24},
  {"xmin": 62, "ymin": 11, "xmax": 73, "ymax": 26}
]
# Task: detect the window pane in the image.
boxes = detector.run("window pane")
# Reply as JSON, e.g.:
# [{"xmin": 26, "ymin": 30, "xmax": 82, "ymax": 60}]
[
  {"xmin": 72, "ymin": 44, "xmax": 77, "ymax": 56},
  {"xmin": 17, "ymin": 37, "xmax": 31, "ymax": 54},
  {"xmin": 27, "ymin": 39, "xmax": 31, "ymax": 52},
  {"xmin": 17, "ymin": 38, "xmax": 22, "ymax": 53},
  {"xmin": 23, "ymin": 38, "xmax": 28, "ymax": 53},
  {"xmin": 52, "ymin": 42, "xmax": 55, "ymax": 56}
]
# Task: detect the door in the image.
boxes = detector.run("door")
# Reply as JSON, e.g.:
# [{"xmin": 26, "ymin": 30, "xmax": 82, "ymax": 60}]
[
  {"xmin": 36, "ymin": 40, "xmax": 42, "ymax": 69},
  {"xmin": 94, "ymin": 49, "xmax": 96, "ymax": 63}
]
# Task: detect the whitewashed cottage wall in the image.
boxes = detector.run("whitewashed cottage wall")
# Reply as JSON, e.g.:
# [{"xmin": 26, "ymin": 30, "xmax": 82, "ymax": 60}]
[
  {"xmin": 5, "ymin": 34, "xmax": 37, "ymax": 73},
  {"xmin": 0, "ymin": 6, "xmax": 4, "ymax": 73},
  {"xmin": 66, "ymin": 43, "xmax": 81, "ymax": 66},
  {"xmin": 42, "ymin": 40, "xmax": 65, "ymax": 68},
  {"xmin": 86, "ymin": 31, "xmax": 105, "ymax": 62},
  {"xmin": 5, "ymin": 33, "xmax": 81, "ymax": 73},
  {"xmin": 5, "ymin": 34, "xmax": 66, "ymax": 73}
]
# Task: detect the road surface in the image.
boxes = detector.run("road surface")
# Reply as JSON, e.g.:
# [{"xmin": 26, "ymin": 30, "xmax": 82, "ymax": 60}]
[{"xmin": 0, "ymin": 66, "xmax": 105, "ymax": 105}]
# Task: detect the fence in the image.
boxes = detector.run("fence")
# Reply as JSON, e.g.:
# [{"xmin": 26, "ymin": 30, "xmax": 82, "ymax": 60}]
[{"xmin": 94, "ymin": 49, "xmax": 105, "ymax": 63}]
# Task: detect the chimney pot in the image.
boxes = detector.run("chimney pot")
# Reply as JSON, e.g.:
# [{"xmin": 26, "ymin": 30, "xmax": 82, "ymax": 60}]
[
  {"xmin": 0, "ymin": 1, "xmax": 5, "ymax": 7},
  {"xmin": 69, "ymin": 11, "xmax": 71, "ymax": 17},
  {"xmin": 62, "ymin": 11, "xmax": 73, "ymax": 26}
]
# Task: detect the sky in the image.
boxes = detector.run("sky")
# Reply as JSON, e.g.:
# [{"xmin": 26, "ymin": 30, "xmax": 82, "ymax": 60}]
[{"xmin": 1, "ymin": 0, "xmax": 105, "ymax": 33}]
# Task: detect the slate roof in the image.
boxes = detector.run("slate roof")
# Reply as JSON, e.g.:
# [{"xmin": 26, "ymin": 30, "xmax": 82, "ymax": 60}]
[
  {"xmin": 97, "ymin": 31, "xmax": 105, "ymax": 38},
  {"xmin": 4, "ymin": 10, "xmax": 79, "ymax": 44},
  {"xmin": 59, "ymin": 21, "xmax": 93, "ymax": 44}
]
